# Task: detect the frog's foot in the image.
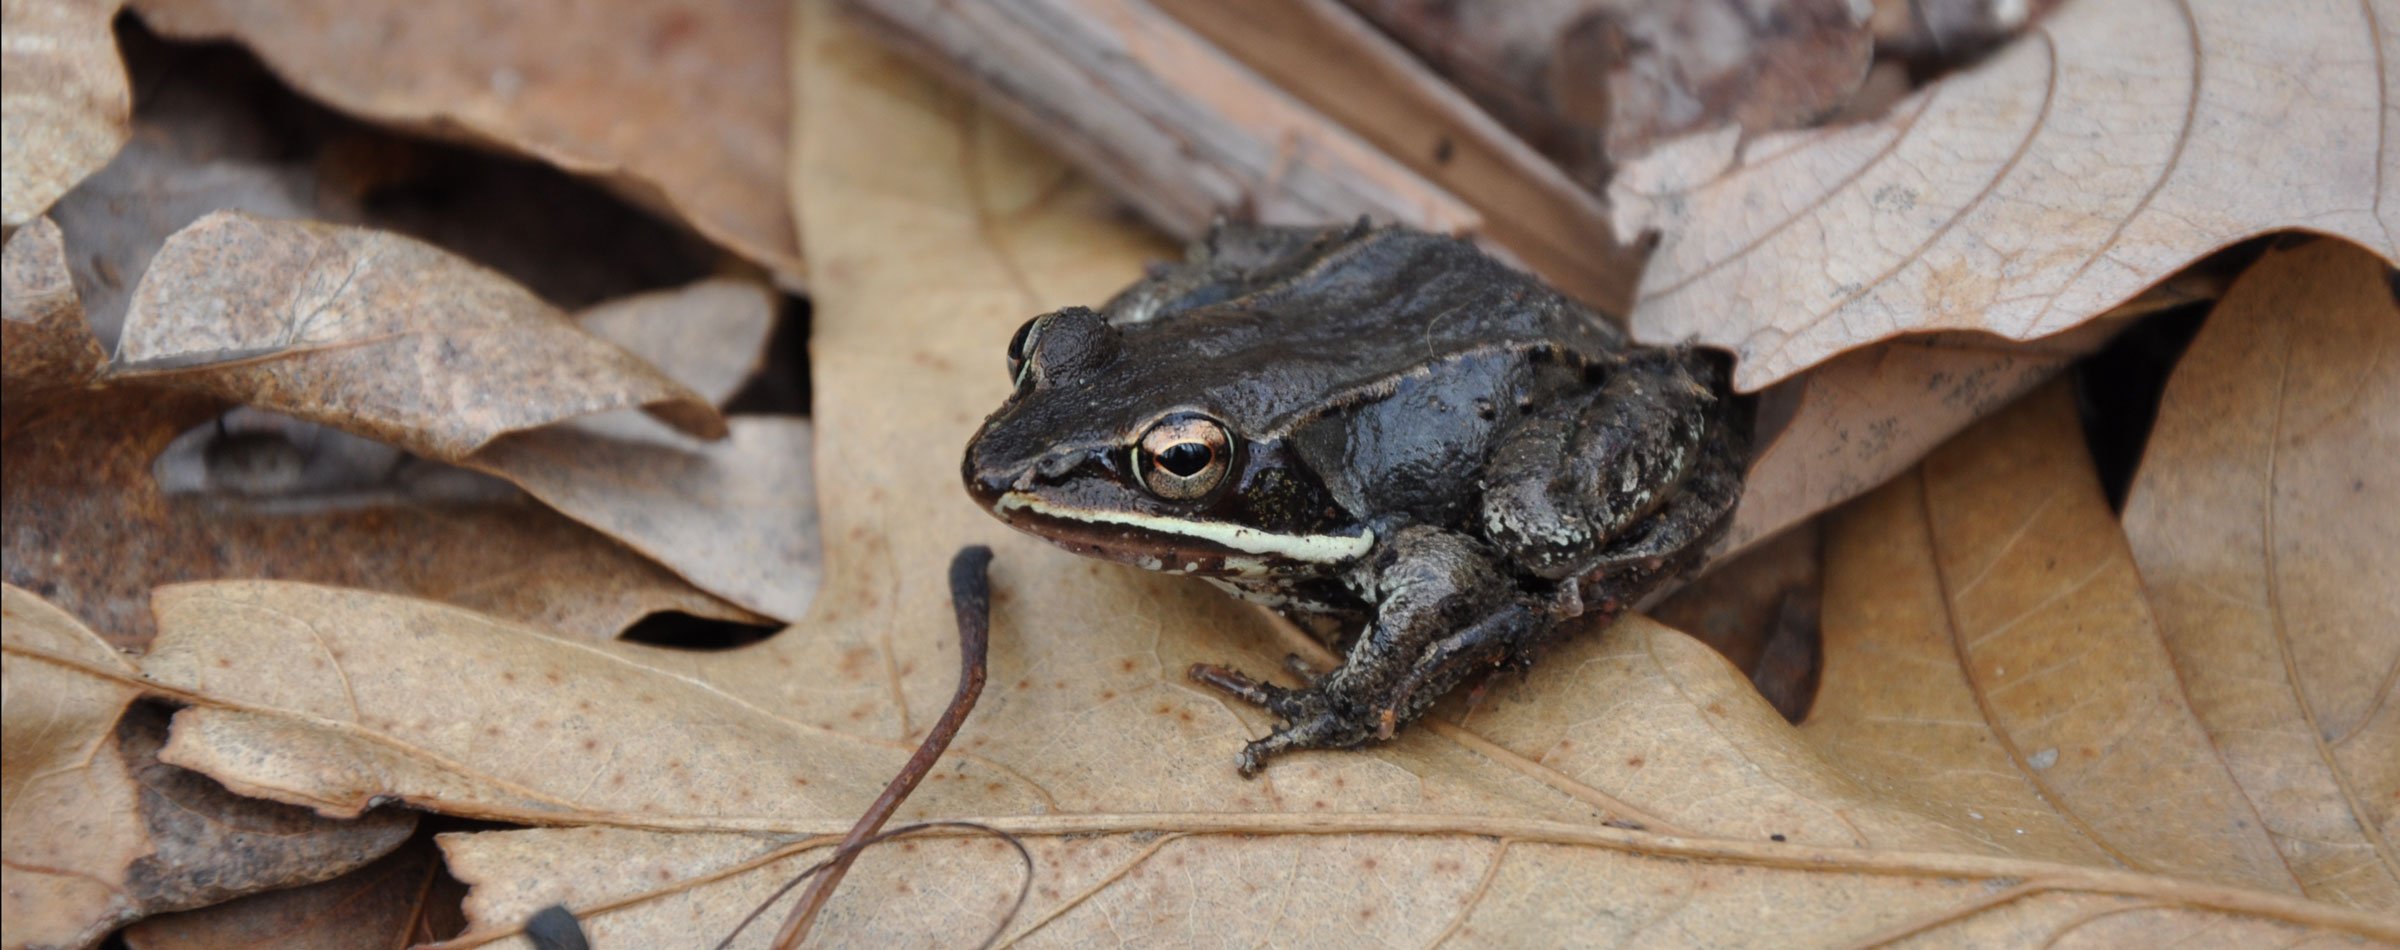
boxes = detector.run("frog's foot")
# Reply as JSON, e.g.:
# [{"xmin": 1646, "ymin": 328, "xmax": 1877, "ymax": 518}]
[{"xmin": 1188, "ymin": 664, "xmax": 1380, "ymax": 776}]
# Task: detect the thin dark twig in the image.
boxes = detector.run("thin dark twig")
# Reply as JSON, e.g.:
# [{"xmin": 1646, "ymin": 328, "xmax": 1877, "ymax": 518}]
[
  {"xmin": 714, "ymin": 821, "xmax": 1031, "ymax": 950},
  {"xmin": 767, "ymin": 545, "xmax": 996, "ymax": 949}
]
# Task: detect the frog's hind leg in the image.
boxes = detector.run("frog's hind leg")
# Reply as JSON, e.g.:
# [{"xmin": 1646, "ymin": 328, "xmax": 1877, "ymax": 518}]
[{"xmin": 1479, "ymin": 349, "xmax": 1722, "ymax": 580}]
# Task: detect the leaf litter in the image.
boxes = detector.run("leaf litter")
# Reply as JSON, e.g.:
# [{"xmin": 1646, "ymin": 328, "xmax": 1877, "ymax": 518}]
[{"xmin": 0, "ymin": 0, "xmax": 2395, "ymax": 947}]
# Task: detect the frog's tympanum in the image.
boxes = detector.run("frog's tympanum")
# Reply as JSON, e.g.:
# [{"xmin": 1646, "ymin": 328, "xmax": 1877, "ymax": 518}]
[{"xmin": 963, "ymin": 221, "xmax": 1746, "ymax": 774}]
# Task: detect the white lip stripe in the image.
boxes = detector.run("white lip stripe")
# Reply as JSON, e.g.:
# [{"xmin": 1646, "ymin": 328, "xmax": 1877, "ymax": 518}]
[{"xmin": 997, "ymin": 493, "xmax": 1374, "ymax": 563}]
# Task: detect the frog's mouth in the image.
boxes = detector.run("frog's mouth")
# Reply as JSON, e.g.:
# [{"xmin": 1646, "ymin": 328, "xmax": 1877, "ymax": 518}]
[{"xmin": 984, "ymin": 491, "xmax": 1374, "ymax": 579}]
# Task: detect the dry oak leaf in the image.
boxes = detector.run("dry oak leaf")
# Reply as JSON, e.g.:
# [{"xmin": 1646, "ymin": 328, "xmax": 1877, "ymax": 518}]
[
  {"xmin": 106, "ymin": 210, "xmax": 724, "ymax": 462},
  {"xmin": 1610, "ymin": 0, "xmax": 2400, "ymax": 392},
  {"xmin": 2, "ymin": 583, "xmax": 147, "ymax": 949},
  {"xmin": 128, "ymin": 0, "xmax": 804, "ymax": 283},
  {"xmin": 2121, "ymin": 238, "xmax": 2400, "ymax": 911},
  {"xmin": 0, "ymin": 0, "xmax": 129, "ymax": 227},
  {"xmin": 150, "ymin": 10, "xmax": 2399, "ymax": 945},
  {"xmin": 2, "ymin": 588, "xmax": 414, "ymax": 950}
]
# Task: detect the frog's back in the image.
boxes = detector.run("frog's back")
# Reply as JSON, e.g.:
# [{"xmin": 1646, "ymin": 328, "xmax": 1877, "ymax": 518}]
[{"xmin": 1105, "ymin": 223, "xmax": 1626, "ymax": 438}]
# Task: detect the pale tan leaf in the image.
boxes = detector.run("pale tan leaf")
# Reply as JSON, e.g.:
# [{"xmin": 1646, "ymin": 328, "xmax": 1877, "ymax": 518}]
[
  {"xmin": 137, "ymin": 581, "xmax": 1030, "ymax": 825},
  {"xmin": 2, "ymin": 583, "xmax": 145, "ymax": 948},
  {"xmin": 1611, "ymin": 0, "xmax": 2400, "ymax": 391},
  {"xmin": 465, "ymin": 418, "xmax": 819, "ymax": 623},
  {"xmin": 571, "ymin": 278, "xmax": 776, "ymax": 409},
  {"xmin": 2, "ymin": 216, "xmax": 107, "ymax": 436},
  {"xmin": 1819, "ymin": 381, "xmax": 2304, "ymax": 892},
  {"xmin": 127, "ymin": 0, "xmax": 803, "ymax": 283},
  {"xmin": 0, "ymin": 0, "xmax": 129, "ymax": 227},
  {"xmin": 108, "ymin": 211, "xmax": 724, "ymax": 461},
  {"xmin": 2123, "ymin": 239, "xmax": 2400, "ymax": 909}
]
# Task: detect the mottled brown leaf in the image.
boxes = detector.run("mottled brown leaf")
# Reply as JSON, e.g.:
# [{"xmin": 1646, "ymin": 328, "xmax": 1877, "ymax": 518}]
[
  {"xmin": 2122, "ymin": 239, "xmax": 2400, "ymax": 909},
  {"xmin": 1613, "ymin": 0, "xmax": 2399, "ymax": 391},
  {"xmin": 2, "ymin": 217, "xmax": 107, "ymax": 436},
  {"xmin": 108, "ymin": 211, "xmax": 724, "ymax": 461},
  {"xmin": 129, "ymin": 0, "xmax": 803, "ymax": 283},
  {"xmin": 122, "ymin": 837, "xmax": 450, "ymax": 950},
  {"xmin": 0, "ymin": 0, "xmax": 129, "ymax": 226}
]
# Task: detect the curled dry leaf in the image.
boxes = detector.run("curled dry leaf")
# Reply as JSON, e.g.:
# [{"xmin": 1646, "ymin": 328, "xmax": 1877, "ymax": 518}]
[
  {"xmin": 3, "ymin": 296, "xmax": 761, "ymax": 650},
  {"xmin": 464, "ymin": 277, "xmax": 819, "ymax": 622},
  {"xmin": 1612, "ymin": 0, "xmax": 2400, "ymax": 392},
  {"xmin": 128, "ymin": 0, "xmax": 804, "ymax": 283},
  {"xmin": 108, "ymin": 211, "xmax": 724, "ymax": 462},
  {"xmin": 2121, "ymin": 239, "xmax": 2400, "ymax": 909},
  {"xmin": 138, "ymin": 11, "xmax": 2399, "ymax": 946},
  {"xmin": 2, "ymin": 217, "xmax": 108, "ymax": 436},
  {"xmin": 467, "ymin": 418, "xmax": 821, "ymax": 623},
  {"xmin": 0, "ymin": 0, "xmax": 130, "ymax": 227}
]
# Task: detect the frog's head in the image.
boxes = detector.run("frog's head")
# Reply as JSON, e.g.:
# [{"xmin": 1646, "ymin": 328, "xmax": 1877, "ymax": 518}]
[{"xmin": 961, "ymin": 307, "xmax": 1371, "ymax": 579}]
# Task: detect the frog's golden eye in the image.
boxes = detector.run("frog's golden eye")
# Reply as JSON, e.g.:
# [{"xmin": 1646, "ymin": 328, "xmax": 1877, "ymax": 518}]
[
  {"xmin": 1005, "ymin": 314, "xmax": 1046, "ymax": 388},
  {"xmin": 1136, "ymin": 415, "xmax": 1233, "ymax": 500}
]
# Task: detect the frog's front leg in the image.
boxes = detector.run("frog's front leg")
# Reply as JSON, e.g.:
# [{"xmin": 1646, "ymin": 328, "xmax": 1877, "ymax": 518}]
[{"xmin": 1190, "ymin": 525, "xmax": 1529, "ymax": 775}]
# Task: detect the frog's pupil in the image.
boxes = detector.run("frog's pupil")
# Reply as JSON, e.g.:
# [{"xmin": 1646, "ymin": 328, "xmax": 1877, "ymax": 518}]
[{"xmin": 1156, "ymin": 442, "xmax": 1212, "ymax": 477}]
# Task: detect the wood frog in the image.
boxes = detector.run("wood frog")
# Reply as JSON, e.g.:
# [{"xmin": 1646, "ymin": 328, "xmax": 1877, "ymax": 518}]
[{"xmin": 963, "ymin": 221, "xmax": 1746, "ymax": 774}]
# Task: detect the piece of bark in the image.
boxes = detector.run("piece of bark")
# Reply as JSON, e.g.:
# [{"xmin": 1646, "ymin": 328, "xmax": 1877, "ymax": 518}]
[
  {"xmin": 841, "ymin": 0, "xmax": 1478, "ymax": 248},
  {"xmin": 1152, "ymin": 0, "xmax": 1641, "ymax": 309}
]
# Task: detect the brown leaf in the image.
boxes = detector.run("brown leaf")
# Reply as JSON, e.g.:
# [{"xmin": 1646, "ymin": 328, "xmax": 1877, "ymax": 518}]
[
  {"xmin": 2122, "ymin": 239, "xmax": 2400, "ymax": 909},
  {"xmin": 2, "ymin": 583, "xmax": 146, "ymax": 948},
  {"xmin": 122, "ymin": 837, "xmax": 450, "ymax": 950},
  {"xmin": 1821, "ymin": 381, "xmax": 2303, "ymax": 892},
  {"xmin": 2, "ymin": 589, "xmax": 412, "ymax": 950},
  {"xmin": 1611, "ymin": 0, "xmax": 2400, "ymax": 391},
  {"xmin": 1, "ymin": 385, "xmax": 763, "ymax": 648},
  {"xmin": 133, "ymin": 10, "xmax": 2399, "ymax": 945},
  {"xmin": 108, "ymin": 211, "xmax": 724, "ymax": 461},
  {"xmin": 2, "ymin": 217, "xmax": 108, "ymax": 436},
  {"xmin": 0, "ymin": 0, "xmax": 129, "ymax": 226},
  {"xmin": 127, "ymin": 0, "xmax": 803, "ymax": 283}
]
